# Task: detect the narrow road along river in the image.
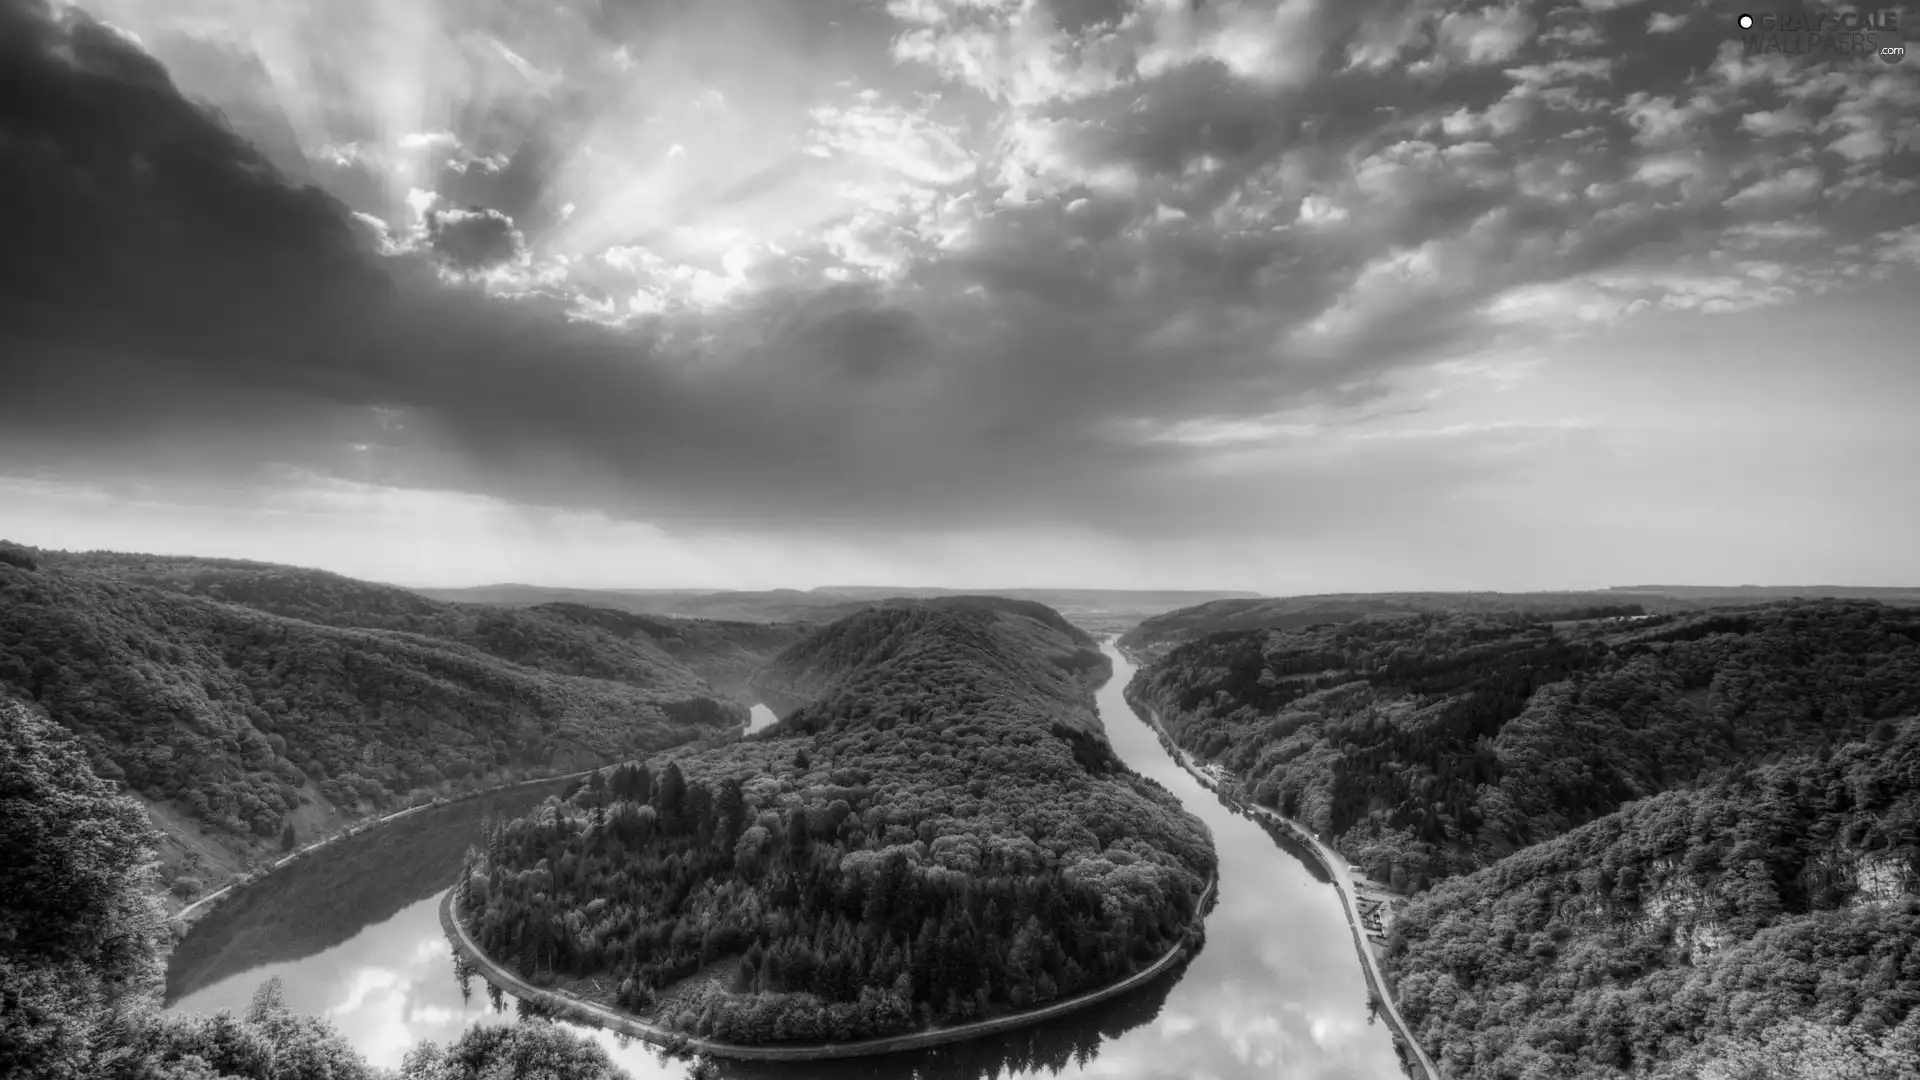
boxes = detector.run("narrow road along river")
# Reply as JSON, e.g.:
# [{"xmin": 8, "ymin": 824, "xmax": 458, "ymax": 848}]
[{"xmin": 166, "ymin": 643, "xmax": 1410, "ymax": 1079}]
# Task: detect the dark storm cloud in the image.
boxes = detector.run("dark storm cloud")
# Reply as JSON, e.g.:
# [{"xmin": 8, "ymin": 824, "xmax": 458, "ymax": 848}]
[
  {"xmin": 0, "ymin": 0, "xmax": 1139, "ymax": 534},
  {"xmin": 0, "ymin": 2, "xmax": 384, "ymax": 370}
]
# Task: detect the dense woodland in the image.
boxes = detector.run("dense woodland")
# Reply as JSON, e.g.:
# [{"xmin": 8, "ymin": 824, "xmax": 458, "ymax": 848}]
[
  {"xmin": 0, "ymin": 545, "xmax": 790, "ymax": 884},
  {"xmin": 1131, "ymin": 599, "xmax": 1920, "ymax": 1076},
  {"xmin": 29, "ymin": 550, "xmax": 809, "ymax": 696},
  {"xmin": 1131, "ymin": 602, "xmax": 1920, "ymax": 887},
  {"xmin": 1389, "ymin": 720, "xmax": 1920, "ymax": 1078},
  {"xmin": 460, "ymin": 606, "xmax": 1216, "ymax": 1045},
  {"xmin": 0, "ymin": 695, "xmax": 631, "ymax": 1080}
]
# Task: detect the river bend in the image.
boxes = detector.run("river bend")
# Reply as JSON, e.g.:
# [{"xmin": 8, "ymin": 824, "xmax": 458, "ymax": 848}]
[{"xmin": 167, "ymin": 644, "xmax": 1407, "ymax": 1079}]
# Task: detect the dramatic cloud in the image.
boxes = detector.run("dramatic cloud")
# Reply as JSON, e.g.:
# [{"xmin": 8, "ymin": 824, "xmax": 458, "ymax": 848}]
[
  {"xmin": 424, "ymin": 205, "xmax": 526, "ymax": 273},
  {"xmin": 2, "ymin": 0, "xmax": 1916, "ymax": 589}
]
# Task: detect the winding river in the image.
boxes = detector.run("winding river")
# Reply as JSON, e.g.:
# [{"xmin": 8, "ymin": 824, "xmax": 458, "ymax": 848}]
[{"xmin": 166, "ymin": 643, "xmax": 1408, "ymax": 1079}]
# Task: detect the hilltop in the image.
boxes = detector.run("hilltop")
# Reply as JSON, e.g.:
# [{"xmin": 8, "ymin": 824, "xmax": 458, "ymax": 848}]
[
  {"xmin": 457, "ymin": 604, "xmax": 1215, "ymax": 1045},
  {"xmin": 0, "ymin": 543, "xmax": 803, "ymax": 890},
  {"xmin": 747, "ymin": 594, "xmax": 1103, "ymax": 710}
]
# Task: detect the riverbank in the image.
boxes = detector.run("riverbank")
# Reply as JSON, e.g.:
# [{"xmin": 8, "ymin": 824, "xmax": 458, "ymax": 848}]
[
  {"xmin": 167, "ymin": 707, "xmax": 787, "ymax": 929},
  {"xmin": 440, "ymin": 875, "xmax": 1216, "ymax": 1062},
  {"xmin": 168, "ymin": 768, "xmax": 593, "ymax": 927},
  {"xmin": 1119, "ymin": 677, "xmax": 1443, "ymax": 1080}
]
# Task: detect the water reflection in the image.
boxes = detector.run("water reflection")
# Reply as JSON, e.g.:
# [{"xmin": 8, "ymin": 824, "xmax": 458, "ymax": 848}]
[
  {"xmin": 167, "ymin": 781, "xmax": 570, "ymax": 1005},
  {"xmin": 173, "ymin": 891, "xmax": 515, "ymax": 1070},
  {"xmin": 699, "ymin": 957, "xmax": 1191, "ymax": 1080},
  {"xmin": 167, "ymin": 645, "xmax": 1407, "ymax": 1079}
]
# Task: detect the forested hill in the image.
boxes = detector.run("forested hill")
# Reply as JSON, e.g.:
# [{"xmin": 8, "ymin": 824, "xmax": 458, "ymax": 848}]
[
  {"xmin": 1389, "ymin": 719, "xmax": 1920, "ymax": 1078},
  {"xmin": 22, "ymin": 546, "xmax": 810, "ymax": 696},
  {"xmin": 1128, "ymin": 599, "xmax": 1920, "ymax": 1076},
  {"xmin": 750, "ymin": 595, "xmax": 1105, "ymax": 707},
  {"xmin": 1118, "ymin": 586, "xmax": 1920, "ymax": 656},
  {"xmin": 459, "ymin": 605, "xmax": 1216, "ymax": 1045},
  {"xmin": 0, "ymin": 543, "xmax": 797, "ymax": 890},
  {"xmin": 1129, "ymin": 600, "xmax": 1920, "ymax": 887}
]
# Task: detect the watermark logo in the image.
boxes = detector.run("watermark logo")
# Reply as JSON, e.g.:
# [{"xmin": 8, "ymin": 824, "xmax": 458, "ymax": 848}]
[{"xmin": 1736, "ymin": 9, "xmax": 1905, "ymax": 62}]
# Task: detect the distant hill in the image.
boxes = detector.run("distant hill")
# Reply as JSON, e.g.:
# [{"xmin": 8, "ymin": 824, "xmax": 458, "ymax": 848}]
[
  {"xmin": 0, "ymin": 544, "xmax": 804, "ymax": 889},
  {"xmin": 750, "ymin": 595, "xmax": 1106, "ymax": 711},
  {"xmin": 414, "ymin": 582, "xmax": 1256, "ymax": 631},
  {"xmin": 1118, "ymin": 585, "xmax": 1920, "ymax": 655},
  {"xmin": 1604, "ymin": 583, "xmax": 1920, "ymax": 602}
]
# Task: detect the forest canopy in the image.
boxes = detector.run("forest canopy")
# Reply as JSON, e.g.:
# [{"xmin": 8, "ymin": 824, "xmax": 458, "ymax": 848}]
[
  {"xmin": 459, "ymin": 605, "xmax": 1216, "ymax": 1045},
  {"xmin": 1130, "ymin": 601, "xmax": 1920, "ymax": 888},
  {"xmin": 1388, "ymin": 719, "xmax": 1920, "ymax": 1078}
]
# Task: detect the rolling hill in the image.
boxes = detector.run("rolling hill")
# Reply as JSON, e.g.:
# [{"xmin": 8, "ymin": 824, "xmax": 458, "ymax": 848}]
[{"xmin": 0, "ymin": 544, "xmax": 802, "ymax": 890}]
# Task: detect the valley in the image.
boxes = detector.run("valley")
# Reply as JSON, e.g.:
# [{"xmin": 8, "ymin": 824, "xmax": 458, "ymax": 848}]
[
  {"xmin": 7, "ymin": 0, "xmax": 1918, "ymax": 1073},
  {"xmin": 155, "ymin": 639, "xmax": 1408, "ymax": 1079},
  {"xmin": 7, "ymin": 544, "xmax": 1918, "ymax": 1080}
]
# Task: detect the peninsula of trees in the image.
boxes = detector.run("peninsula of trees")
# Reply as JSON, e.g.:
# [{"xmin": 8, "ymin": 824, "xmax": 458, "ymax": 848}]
[
  {"xmin": 0, "ymin": 543, "xmax": 805, "ymax": 887},
  {"xmin": 1129, "ymin": 599, "xmax": 1920, "ymax": 1076},
  {"xmin": 457, "ymin": 604, "xmax": 1216, "ymax": 1045}
]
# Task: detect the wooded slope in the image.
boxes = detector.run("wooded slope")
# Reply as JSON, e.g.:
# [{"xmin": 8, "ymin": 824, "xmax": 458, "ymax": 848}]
[
  {"xmin": 1130, "ymin": 602, "xmax": 1920, "ymax": 886},
  {"xmin": 1388, "ymin": 720, "xmax": 1920, "ymax": 1078},
  {"xmin": 0, "ymin": 544, "xmax": 794, "ymax": 884}
]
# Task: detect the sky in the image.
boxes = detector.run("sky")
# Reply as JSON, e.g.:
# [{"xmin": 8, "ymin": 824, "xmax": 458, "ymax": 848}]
[{"xmin": 1, "ymin": 0, "xmax": 1916, "ymax": 592}]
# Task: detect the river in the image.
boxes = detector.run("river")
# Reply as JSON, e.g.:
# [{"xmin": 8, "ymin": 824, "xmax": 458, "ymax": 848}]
[
  {"xmin": 746, "ymin": 702, "xmax": 780, "ymax": 735},
  {"xmin": 166, "ymin": 643, "xmax": 1407, "ymax": 1079}
]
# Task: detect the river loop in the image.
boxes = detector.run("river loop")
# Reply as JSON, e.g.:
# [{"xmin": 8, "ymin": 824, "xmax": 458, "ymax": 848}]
[{"xmin": 166, "ymin": 643, "xmax": 1410, "ymax": 1078}]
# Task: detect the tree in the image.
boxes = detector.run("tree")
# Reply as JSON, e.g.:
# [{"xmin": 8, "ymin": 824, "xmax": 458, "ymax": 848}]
[
  {"xmin": 0, "ymin": 541, "xmax": 37, "ymax": 570},
  {"xmin": 0, "ymin": 699, "xmax": 166, "ymax": 1080},
  {"xmin": 653, "ymin": 761, "xmax": 686, "ymax": 835},
  {"xmin": 280, "ymin": 820, "xmax": 298, "ymax": 852}
]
